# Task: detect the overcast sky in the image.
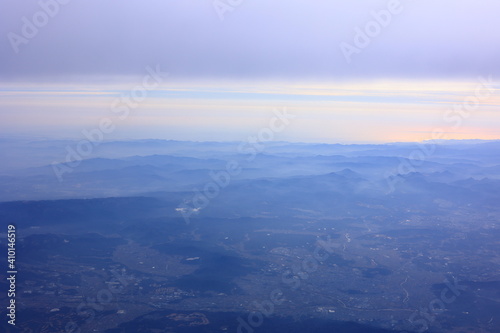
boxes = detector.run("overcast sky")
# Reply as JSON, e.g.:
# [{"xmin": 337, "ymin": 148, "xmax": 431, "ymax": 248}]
[
  {"xmin": 2, "ymin": 0, "xmax": 500, "ymax": 81},
  {"xmin": 1, "ymin": 0, "xmax": 499, "ymax": 143}
]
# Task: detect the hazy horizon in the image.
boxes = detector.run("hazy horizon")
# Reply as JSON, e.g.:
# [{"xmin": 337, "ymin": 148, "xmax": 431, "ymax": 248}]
[
  {"xmin": 2, "ymin": 1, "xmax": 500, "ymax": 143},
  {"xmin": 1, "ymin": 2, "xmax": 499, "ymax": 332}
]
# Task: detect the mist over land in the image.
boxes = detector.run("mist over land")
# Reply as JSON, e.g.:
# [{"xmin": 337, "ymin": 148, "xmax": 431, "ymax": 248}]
[
  {"xmin": 2, "ymin": 0, "xmax": 500, "ymax": 331},
  {"xmin": 1, "ymin": 138, "xmax": 499, "ymax": 332}
]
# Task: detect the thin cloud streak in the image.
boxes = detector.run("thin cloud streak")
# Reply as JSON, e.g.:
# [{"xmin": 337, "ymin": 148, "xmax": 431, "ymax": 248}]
[{"xmin": 1, "ymin": 80, "xmax": 498, "ymax": 143}]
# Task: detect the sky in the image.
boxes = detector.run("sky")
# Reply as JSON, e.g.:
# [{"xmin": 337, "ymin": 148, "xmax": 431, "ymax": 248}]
[{"xmin": 1, "ymin": 0, "xmax": 500, "ymax": 143}]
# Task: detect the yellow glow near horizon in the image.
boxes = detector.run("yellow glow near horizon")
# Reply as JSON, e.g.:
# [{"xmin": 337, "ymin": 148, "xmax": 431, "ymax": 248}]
[{"xmin": 0, "ymin": 79, "xmax": 499, "ymax": 143}]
